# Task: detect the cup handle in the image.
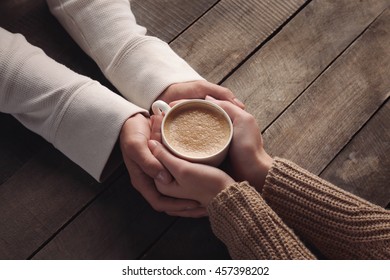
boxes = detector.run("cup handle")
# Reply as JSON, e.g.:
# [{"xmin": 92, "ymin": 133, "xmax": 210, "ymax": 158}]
[{"xmin": 152, "ymin": 100, "xmax": 171, "ymax": 116}]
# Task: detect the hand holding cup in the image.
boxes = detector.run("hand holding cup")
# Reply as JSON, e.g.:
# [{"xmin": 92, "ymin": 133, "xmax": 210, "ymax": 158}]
[{"xmin": 152, "ymin": 99, "xmax": 233, "ymax": 166}]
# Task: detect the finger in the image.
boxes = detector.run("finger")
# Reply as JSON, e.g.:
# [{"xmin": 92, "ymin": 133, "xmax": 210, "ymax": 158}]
[
  {"xmin": 127, "ymin": 135, "xmax": 172, "ymax": 184},
  {"xmin": 154, "ymin": 179, "xmax": 188, "ymax": 200},
  {"xmin": 169, "ymin": 99, "xmax": 190, "ymax": 107},
  {"xmin": 120, "ymin": 115, "xmax": 172, "ymax": 183},
  {"xmin": 124, "ymin": 158, "xmax": 200, "ymax": 212},
  {"xmin": 148, "ymin": 140, "xmax": 187, "ymax": 178},
  {"xmin": 138, "ymin": 147, "xmax": 172, "ymax": 184},
  {"xmin": 151, "ymin": 196, "xmax": 201, "ymax": 213},
  {"xmin": 201, "ymin": 83, "xmax": 245, "ymax": 109},
  {"xmin": 150, "ymin": 115, "xmax": 163, "ymax": 143},
  {"xmin": 205, "ymin": 97, "xmax": 245, "ymax": 120}
]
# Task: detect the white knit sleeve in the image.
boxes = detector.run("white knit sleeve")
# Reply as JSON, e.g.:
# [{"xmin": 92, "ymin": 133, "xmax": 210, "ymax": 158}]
[
  {"xmin": 46, "ymin": 0, "xmax": 204, "ymax": 110},
  {"xmin": 0, "ymin": 28, "xmax": 147, "ymax": 181}
]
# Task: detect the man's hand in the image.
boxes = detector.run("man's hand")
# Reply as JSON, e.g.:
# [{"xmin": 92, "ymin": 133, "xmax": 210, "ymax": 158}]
[
  {"xmin": 158, "ymin": 80, "xmax": 245, "ymax": 109},
  {"xmin": 120, "ymin": 81, "xmax": 243, "ymax": 217},
  {"xmin": 120, "ymin": 113, "xmax": 204, "ymax": 216}
]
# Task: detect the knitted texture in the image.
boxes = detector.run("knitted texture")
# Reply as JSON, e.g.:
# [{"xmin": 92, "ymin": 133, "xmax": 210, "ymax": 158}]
[
  {"xmin": 208, "ymin": 182, "xmax": 315, "ymax": 259},
  {"xmin": 262, "ymin": 158, "xmax": 390, "ymax": 259}
]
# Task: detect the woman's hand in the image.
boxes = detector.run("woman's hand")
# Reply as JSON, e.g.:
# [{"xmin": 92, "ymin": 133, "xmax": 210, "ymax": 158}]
[
  {"xmin": 158, "ymin": 80, "xmax": 245, "ymax": 109},
  {"xmin": 148, "ymin": 140, "xmax": 235, "ymax": 215},
  {"xmin": 120, "ymin": 114, "xmax": 202, "ymax": 215},
  {"xmin": 206, "ymin": 97, "xmax": 273, "ymax": 192},
  {"xmin": 120, "ymin": 81, "xmax": 243, "ymax": 217}
]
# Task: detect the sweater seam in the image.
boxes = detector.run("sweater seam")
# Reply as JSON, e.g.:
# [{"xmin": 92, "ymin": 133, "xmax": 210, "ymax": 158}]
[
  {"xmin": 51, "ymin": 81, "xmax": 94, "ymax": 146},
  {"xmin": 55, "ymin": 0, "xmax": 104, "ymax": 67},
  {"xmin": 105, "ymin": 36, "xmax": 165, "ymax": 77}
]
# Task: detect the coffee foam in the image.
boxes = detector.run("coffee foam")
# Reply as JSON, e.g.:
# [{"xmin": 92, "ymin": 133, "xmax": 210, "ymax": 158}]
[{"xmin": 164, "ymin": 104, "xmax": 231, "ymax": 158}]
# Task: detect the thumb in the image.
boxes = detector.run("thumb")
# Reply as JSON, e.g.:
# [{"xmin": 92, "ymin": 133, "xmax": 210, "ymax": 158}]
[
  {"xmin": 201, "ymin": 83, "xmax": 245, "ymax": 109},
  {"xmin": 205, "ymin": 97, "xmax": 244, "ymax": 121}
]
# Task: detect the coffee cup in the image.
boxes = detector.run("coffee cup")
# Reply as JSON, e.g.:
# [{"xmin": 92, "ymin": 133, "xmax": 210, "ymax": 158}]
[{"xmin": 152, "ymin": 99, "xmax": 233, "ymax": 166}]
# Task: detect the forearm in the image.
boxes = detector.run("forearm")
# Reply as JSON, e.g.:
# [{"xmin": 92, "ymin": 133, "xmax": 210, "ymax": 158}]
[
  {"xmin": 208, "ymin": 182, "xmax": 315, "ymax": 260},
  {"xmin": 262, "ymin": 157, "xmax": 390, "ymax": 259},
  {"xmin": 0, "ymin": 28, "xmax": 147, "ymax": 181},
  {"xmin": 46, "ymin": 0, "xmax": 204, "ymax": 109}
]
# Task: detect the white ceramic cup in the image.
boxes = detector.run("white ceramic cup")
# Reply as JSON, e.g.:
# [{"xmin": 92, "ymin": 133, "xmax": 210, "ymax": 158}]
[{"xmin": 152, "ymin": 99, "xmax": 233, "ymax": 166}]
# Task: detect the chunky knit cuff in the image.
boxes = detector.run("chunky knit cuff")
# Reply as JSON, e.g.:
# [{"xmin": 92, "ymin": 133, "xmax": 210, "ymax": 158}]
[
  {"xmin": 208, "ymin": 182, "xmax": 315, "ymax": 259},
  {"xmin": 262, "ymin": 157, "xmax": 390, "ymax": 259}
]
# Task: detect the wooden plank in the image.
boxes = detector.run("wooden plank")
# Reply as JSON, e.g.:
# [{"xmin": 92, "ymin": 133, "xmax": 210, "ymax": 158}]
[
  {"xmin": 222, "ymin": 0, "xmax": 389, "ymax": 128},
  {"xmin": 170, "ymin": 0, "xmax": 307, "ymax": 83},
  {"xmin": 0, "ymin": 2, "xmax": 108, "ymax": 260},
  {"xmin": 0, "ymin": 0, "xmax": 218, "ymax": 183},
  {"xmin": 0, "ymin": 148, "xmax": 102, "ymax": 259},
  {"xmin": 141, "ymin": 218, "xmax": 230, "ymax": 259},
  {"xmin": 0, "ymin": 1, "xmax": 218, "ymax": 259},
  {"xmin": 263, "ymin": 8, "xmax": 390, "ymax": 175},
  {"xmin": 32, "ymin": 175, "xmax": 175, "ymax": 259},
  {"xmin": 147, "ymin": 0, "xmax": 390, "ymax": 258},
  {"xmin": 27, "ymin": 0, "xmax": 307, "ymax": 260},
  {"xmin": 0, "ymin": 0, "xmax": 221, "ymax": 86},
  {"xmin": 131, "ymin": 0, "xmax": 219, "ymax": 43},
  {"xmin": 0, "ymin": 0, "xmax": 113, "ymax": 87},
  {"xmin": 35, "ymin": 0, "xmax": 308, "ymax": 259},
  {"xmin": 320, "ymin": 101, "xmax": 390, "ymax": 208},
  {"xmin": 0, "ymin": 0, "xmax": 39, "ymax": 20},
  {"xmin": 0, "ymin": 114, "xmax": 45, "ymax": 185}
]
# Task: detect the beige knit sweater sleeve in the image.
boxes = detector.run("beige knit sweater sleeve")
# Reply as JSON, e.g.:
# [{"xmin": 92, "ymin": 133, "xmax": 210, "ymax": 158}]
[
  {"xmin": 262, "ymin": 158, "xmax": 390, "ymax": 259},
  {"xmin": 208, "ymin": 158, "xmax": 390, "ymax": 259},
  {"xmin": 208, "ymin": 182, "xmax": 315, "ymax": 259}
]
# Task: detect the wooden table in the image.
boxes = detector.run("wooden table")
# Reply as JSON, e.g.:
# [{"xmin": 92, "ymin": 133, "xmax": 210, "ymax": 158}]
[{"xmin": 0, "ymin": 0, "xmax": 389, "ymax": 259}]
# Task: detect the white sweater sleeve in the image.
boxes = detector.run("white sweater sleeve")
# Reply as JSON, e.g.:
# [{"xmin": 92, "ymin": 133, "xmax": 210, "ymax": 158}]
[
  {"xmin": 0, "ymin": 28, "xmax": 147, "ymax": 181},
  {"xmin": 46, "ymin": 0, "xmax": 204, "ymax": 110}
]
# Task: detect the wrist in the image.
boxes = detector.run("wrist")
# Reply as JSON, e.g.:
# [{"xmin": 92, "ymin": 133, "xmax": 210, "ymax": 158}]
[
  {"xmin": 205, "ymin": 176, "xmax": 235, "ymax": 207},
  {"xmin": 254, "ymin": 151, "xmax": 273, "ymax": 192}
]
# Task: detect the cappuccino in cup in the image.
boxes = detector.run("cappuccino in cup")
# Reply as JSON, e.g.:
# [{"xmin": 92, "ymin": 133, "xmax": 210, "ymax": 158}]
[{"xmin": 152, "ymin": 100, "xmax": 233, "ymax": 166}]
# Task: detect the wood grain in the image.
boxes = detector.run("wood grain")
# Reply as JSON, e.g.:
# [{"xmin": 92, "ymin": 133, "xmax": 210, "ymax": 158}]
[
  {"xmin": 0, "ymin": 0, "xmax": 218, "ymax": 181},
  {"xmin": 147, "ymin": 0, "xmax": 390, "ymax": 258},
  {"xmin": 0, "ymin": 148, "xmax": 102, "ymax": 259},
  {"xmin": 222, "ymin": 0, "xmax": 389, "ymax": 129},
  {"xmin": 263, "ymin": 8, "xmax": 390, "ymax": 175},
  {"xmin": 0, "ymin": 0, "xmax": 219, "ymax": 259},
  {"xmin": 131, "ymin": 0, "xmax": 219, "ymax": 43},
  {"xmin": 137, "ymin": 1, "xmax": 386, "ymax": 259},
  {"xmin": 2, "ymin": 0, "xmax": 389, "ymax": 260},
  {"xmin": 170, "ymin": 0, "xmax": 307, "ymax": 83},
  {"xmin": 0, "ymin": 114, "xmax": 45, "ymax": 185},
  {"xmin": 320, "ymin": 100, "xmax": 390, "ymax": 207},
  {"xmin": 141, "ymin": 218, "xmax": 230, "ymax": 260},
  {"xmin": 32, "ymin": 175, "xmax": 175, "ymax": 259},
  {"xmin": 27, "ymin": 0, "xmax": 308, "ymax": 260},
  {"xmin": 0, "ymin": 0, "xmax": 39, "ymax": 20}
]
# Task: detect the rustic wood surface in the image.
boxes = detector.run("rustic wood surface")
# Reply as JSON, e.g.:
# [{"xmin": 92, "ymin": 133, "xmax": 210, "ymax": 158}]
[{"xmin": 0, "ymin": 0, "xmax": 389, "ymax": 259}]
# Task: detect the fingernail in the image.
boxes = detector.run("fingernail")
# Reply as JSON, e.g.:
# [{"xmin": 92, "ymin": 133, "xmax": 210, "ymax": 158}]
[
  {"xmin": 156, "ymin": 171, "xmax": 170, "ymax": 184},
  {"xmin": 205, "ymin": 95, "xmax": 216, "ymax": 100},
  {"xmin": 185, "ymin": 206, "xmax": 199, "ymax": 210},
  {"xmin": 233, "ymin": 98, "xmax": 245, "ymax": 108},
  {"xmin": 148, "ymin": 140, "xmax": 158, "ymax": 149},
  {"xmin": 185, "ymin": 201, "xmax": 202, "ymax": 210}
]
